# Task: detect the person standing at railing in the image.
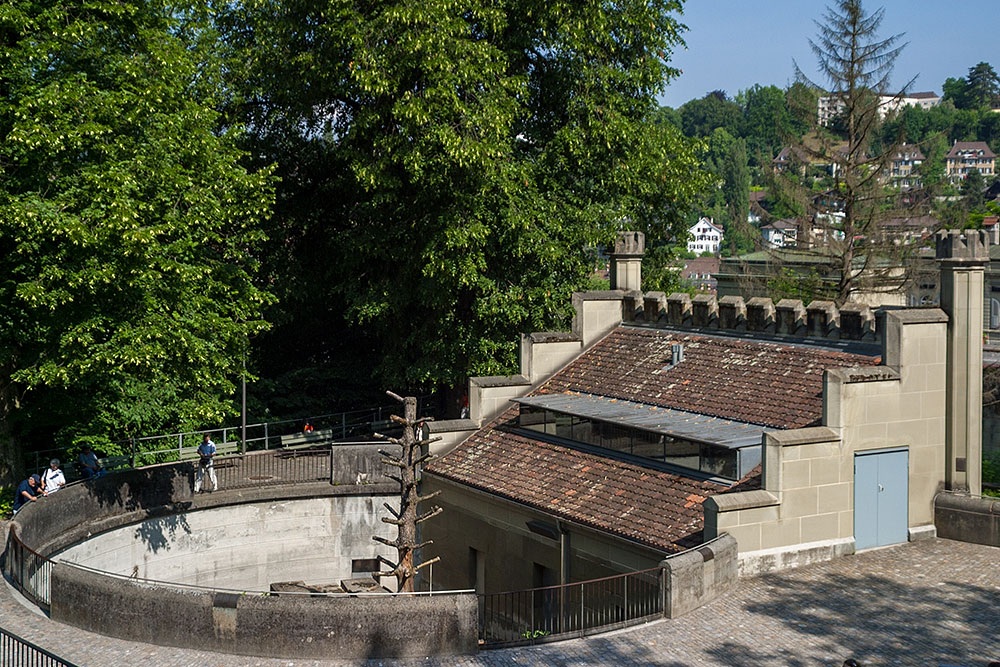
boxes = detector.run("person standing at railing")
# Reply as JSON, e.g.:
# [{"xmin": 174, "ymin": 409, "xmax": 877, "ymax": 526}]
[
  {"xmin": 13, "ymin": 474, "xmax": 45, "ymax": 514},
  {"xmin": 41, "ymin": 458, "xmax": 66, "ymax": 493},
  {"xmin": 194, "ymin": 433, "xmax": 218, "ymax": 493}
]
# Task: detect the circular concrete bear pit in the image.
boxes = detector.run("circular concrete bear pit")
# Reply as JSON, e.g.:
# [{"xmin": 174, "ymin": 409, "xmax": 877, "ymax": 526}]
[{"xmin": 9, "ymin": 454, "xmax": 478, "ymax": 659}]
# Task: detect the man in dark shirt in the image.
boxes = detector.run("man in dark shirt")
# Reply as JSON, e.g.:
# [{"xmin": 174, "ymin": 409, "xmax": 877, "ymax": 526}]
[{"xmin": 13, "ymin": 474, "xmax": 44, "ymax": 514}]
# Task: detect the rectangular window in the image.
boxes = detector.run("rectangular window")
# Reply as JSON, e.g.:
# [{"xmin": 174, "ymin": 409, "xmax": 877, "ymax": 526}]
[
  {"xmin": 516, "ymin": 408, "xmax": 740, "ymax": 479},
  {"xmin": 519, "ymin": 405, "xmax": 547, "ymax": 433},
  {"xmin": 353, "ymin": 558, "xmax": 380, "ymax": 573},
  {"xmin": 632, "ymin": 430, "xmax": 665, "ymax": 460},
  {"xmin": 701, "ymin": 445, "xmax": 737, "ymax": 479},
  {"xmin": 553, "ymin": 412, "xmax": 573, "ymax": 439},
  {"xmin": 664, "ymin": 439, "xmax": 701, "ymax": 470},
  {"xmin": 571, "ymin": 416, "xmax": 599, "ymax": 446},
  {"xmin": 601, "ymin": 423, "xmax": 632, "ymax": 455}
]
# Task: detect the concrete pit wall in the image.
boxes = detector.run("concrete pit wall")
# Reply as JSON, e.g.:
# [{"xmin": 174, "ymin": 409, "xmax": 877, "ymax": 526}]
[
  {"xmin": 51, "ymin": 564, "xmax": 478, "ymax": 660},
  {"xmin": 11, "ymin": 451, "xmax": 481, "ymax": 659},
  {"xmin": 54, "ymin": 496, "xmax": 397, "ymax": 589}
]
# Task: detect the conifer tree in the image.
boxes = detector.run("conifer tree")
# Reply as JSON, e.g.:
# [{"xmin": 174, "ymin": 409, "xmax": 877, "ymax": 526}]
[{"xmin": 772, "ymin": 0, "xmax": 928, "ymax": 304}]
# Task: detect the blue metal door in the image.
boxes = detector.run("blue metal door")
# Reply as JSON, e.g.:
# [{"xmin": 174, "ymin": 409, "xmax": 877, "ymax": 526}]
[{"xmin": 854, "ymin": 449, "xmax": 908, "ymax": 550}]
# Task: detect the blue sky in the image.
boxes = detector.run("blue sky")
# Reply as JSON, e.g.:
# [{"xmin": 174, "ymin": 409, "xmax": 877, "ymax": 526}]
[{"xmin": 659, "ymin": 0, "xmax": 999, "ymax": 107}]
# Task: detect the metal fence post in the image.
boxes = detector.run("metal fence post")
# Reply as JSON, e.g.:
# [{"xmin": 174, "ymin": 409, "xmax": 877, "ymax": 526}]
[
  {"xmin": 264, "ymin": 422, "xmax": 269, "ymax": 450},
  {"xmin": 624, "ymin": 574, "xmax": 629, "ymax": 624},
  {"xmin": 130, "ymin": 438, "xmax": 136, "ymax": 469}
]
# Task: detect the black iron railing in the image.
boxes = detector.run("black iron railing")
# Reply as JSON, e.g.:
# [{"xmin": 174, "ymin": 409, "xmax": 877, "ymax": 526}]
[
  {"xmin": 210, "ymin": 445, "xmax": 336, "ymax": 491},
  {"xmin": 478, "ymin": 567, "xmax": 663, "ymax": 647},
  {"xmin": 0, "ymin": 627, "xmax": 77, "ymax": 667},
  {"xmin": 27, "ymin": 396, "xmax": 437, "ymax": 473},
  {"xmin": 2, "ymin": 529, "xmax": 52, "ymax": 613}
]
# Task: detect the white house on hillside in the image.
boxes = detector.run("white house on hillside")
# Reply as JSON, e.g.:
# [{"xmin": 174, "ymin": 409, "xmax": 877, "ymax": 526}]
[
  {"xmin": 761, "ymin": 219, "xmax": 798, "ymax": 248},
  {"xmin": 818, "ymin": 91, "xmax": 941, "ymax": 126},
  {"xmin": 687, "ymin": 217, "xmax": 723, "ymax": 255}
]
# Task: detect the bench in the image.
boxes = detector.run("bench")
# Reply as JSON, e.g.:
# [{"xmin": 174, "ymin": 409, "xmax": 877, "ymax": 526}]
[
  {"xmin": 279, "ymin": 428, "xmax": 337, "ymax": 448},
  {"xmin": 177, "ymin": 441, "xmax": 242, "ymax": 460}
]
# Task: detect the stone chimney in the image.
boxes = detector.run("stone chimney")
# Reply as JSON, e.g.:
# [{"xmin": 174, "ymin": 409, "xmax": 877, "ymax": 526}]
[
  {"xmin": 936, "ymin": 229, "xmax": 989, "ymax": 494},
  {"xmin": 609, "ymin": 231, "xmax": 644, "ymax": 292}
]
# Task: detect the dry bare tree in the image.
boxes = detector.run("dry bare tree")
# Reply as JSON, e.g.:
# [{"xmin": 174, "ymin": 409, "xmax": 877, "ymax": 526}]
[
  {"xmin": 372, "ymin": 391, "xmax": 442, "ymax": 592},
  {"xmin": 770, "ymin": 0, "xmax": 931, "ymax": 304}
]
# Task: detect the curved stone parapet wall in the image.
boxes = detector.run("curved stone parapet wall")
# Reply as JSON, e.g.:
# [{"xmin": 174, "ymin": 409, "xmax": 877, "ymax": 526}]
[
  {"xmin": 51, "ymin": 563, "xmax": 478, "ymax": 659},
  {"xmin": 934, "ymin": 492, "xmax": 1000, "ymax": 547},
  {"xmin": 9, "ymin": 452, "xmax": 479, "ymax": 659}
]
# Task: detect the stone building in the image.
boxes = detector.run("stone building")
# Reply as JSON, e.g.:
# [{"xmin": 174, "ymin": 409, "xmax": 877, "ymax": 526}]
[{"xmin": 421, "ymin": 230, "xmax": 987, "ymax": 591}]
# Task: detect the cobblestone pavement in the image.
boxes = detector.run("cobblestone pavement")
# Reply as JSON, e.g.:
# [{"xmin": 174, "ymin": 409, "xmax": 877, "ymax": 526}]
[{"xmin": 2, "ymin": 536, "xmax": 998, "ymax": 666}]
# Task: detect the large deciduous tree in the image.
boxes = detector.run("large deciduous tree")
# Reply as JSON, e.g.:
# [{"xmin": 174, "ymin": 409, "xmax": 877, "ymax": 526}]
[
  {"xmin": 222, "ymin": 0, "xmax": 706, "ymax": 408},
  {"xmin": 0, "ymin": 0, "xmax": 275, "ymax": 479}
]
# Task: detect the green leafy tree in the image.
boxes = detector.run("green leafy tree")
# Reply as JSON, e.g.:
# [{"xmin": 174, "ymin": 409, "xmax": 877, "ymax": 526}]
[
  {"xmin": 943, "ymin": 76, "xmax": 972, "ymax": 110},
  {"xmin": 962, "ymin": 168, "xmax": 986, "ymax": 211},
  {"xmin": 0, "ymin": 0, "xmax": 275, "ymax": 479},
  {"xmin": 652, "ymin": 106, "xmax": 683, "ymax": 130},
  {"xmin": 741, "ymin": 85, "xmax": 792, "ymax": 164},
  {"xmin": 786, "ymin": 81, "xmax": 821, "ymax": 138},
  {"xmin": 679, "ymin": 90, "xmax": 744, "ymax": 138},
  {"xmin": 721, "ymin": 138, "xmax": 754, "ymax": 255},
  {"xmin": 222, "ymin": 0, "xmax": 707, "ymax": 409}
]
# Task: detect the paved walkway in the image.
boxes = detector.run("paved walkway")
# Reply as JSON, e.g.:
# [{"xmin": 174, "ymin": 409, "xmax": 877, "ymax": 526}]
[{"xmin": 2, "ymin": 536, "xmax": 998, "ymax": 666}]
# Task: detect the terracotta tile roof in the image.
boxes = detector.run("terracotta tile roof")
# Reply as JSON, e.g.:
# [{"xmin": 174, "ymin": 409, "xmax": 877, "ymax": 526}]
[
  {"xmin": 538, "ymin": 327, "xmax": 879, "ymax": 429},
  {"xmin": 680, "ymin": 257, "xmax": 720, "ymax": 280},
  {"xmin": 428, "ymin": 326, "xmax": 875, "ymax": 553},
  {"xmin": 946, "ymin": 141, "xmax": 996, "ymax": 159},
  {"xmin": 427, "ymin": 408, "xmax": 743, "ymax": 553}
]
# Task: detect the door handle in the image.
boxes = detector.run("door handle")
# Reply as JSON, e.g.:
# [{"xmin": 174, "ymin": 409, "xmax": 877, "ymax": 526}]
[{"xmin": 878, "ymin": 484, "xmax": 884, "ymax": 492}]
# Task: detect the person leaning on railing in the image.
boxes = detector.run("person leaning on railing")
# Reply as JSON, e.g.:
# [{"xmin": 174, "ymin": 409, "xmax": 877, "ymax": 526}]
[
  {"xmin": 42, "ymin": 459, "xmax": 66, "ymax": 493},
  {"xmin": 12, "ymin": 474, "xmax": 45, "ymax": 514}
]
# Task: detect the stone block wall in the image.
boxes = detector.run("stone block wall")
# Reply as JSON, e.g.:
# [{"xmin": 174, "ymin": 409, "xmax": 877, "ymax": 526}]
[
  {"xmin": 628, "ymin": 292, "xmax": 879, "ymax": 342},
  {"xmin": 827, "ymin": 310, "xmax": 949, "ymax": 527},
  {"xmin": 660, "ymin": 534, "xmax": 737, "ymax": 618},
  {"xmin": 705, "ymin": 311, "xmax": 949, "ymax": 574},
  {"xmin": 705, "ymin": 429, "xmax": 855, "ymax": 576}
]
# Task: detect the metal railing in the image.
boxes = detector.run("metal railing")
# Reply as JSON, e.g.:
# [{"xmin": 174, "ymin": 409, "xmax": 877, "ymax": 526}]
[
  {"xmin": 2, "ymin": 529, "xmax": 52, "ymax": 612},
  {"xmin": 478, "ymin": 567, "xmax": 664, "ymax": 647},
  {"xmin": 28, "ymin": 396, "xmax": 436, "ymax": 473},
  {"xmin": 0, "ymin": 627, "xmax": 77, "ymax": 667},
  {"xmin": 206, "ymin": 445, "xmax": 340, "ymax": 491}
]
